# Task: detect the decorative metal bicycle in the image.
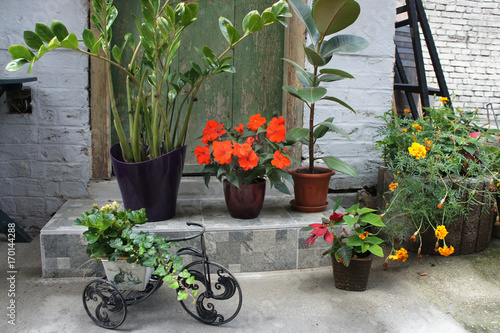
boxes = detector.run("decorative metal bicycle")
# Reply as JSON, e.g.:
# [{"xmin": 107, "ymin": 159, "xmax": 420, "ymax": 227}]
[{"xmin": 82, "ymin": 222, "xmax": 242, "ymax": 329}]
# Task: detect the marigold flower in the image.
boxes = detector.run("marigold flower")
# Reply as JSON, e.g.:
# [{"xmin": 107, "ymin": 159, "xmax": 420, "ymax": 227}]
[
  {"xmin": 271, "ymin": 151, "xmax": 291, "ymax": 170},
  {"xmin": 438, "ymin": 245, "xmax": 454, "ymax": 256},
  {"xmin": 497, "ymin": 183, "xmax": 500, "ymax": 188},
  {"xmin": 389, "ymin": 182, "xmax": 398, "ymax": 191},
  {"xmin": 202, "ymin": 120, "xmax": 225, "ymax": 144},
  {"xmin": 439, "ymin": 97, "xmax": 449, "ymax": 103},
  {"xmin": 408, "ymin": 142, "xmax": 427, "ymax": 159},
  {"xmin": 359, "ymin": 231, "xmax": 369, "ymax": 240},
  {"xmin": 402, "ymin": 128, "xmax": 408, "ymax": 133},
  {"xmin": 194, "ymin": 145, "xmax": 211, "ymax": 165},
  {"xmin": 435, "ymin": 225, "xmax": 448, "ymax": 240},
  {"xmin": 212, "ymin": 140, "xmax": 233, "ymax": 164},
  {"xmin": 238, "ymin": 150, "xmax": 259, "ymax": 170},
  {"xmin": 234, "ymin": 123, "xmax": 244, "ymax": 135},
  {"xmin": 404, "ymin": 108, "xmax": 410, "ymax": 114},
  {"xmin": 247, "ymin": 114, "xmax": 267, "ymax": 131},
  {"xmin": 389, "ymin": 248, "xmax": 408, "ymax": 262},
  {"xmin": 266, "ymin": 121, "xmax": 286, "ymax": 143},
  {"xmin": 412, "ymin": 123, "xmax": 422, "ymax": 132},
  {"xmin": 232, "ymin": 142, "xmax": 252, "ymax": 158}
]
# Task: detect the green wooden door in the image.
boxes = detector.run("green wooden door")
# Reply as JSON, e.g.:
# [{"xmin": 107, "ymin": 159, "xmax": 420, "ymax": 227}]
[{"xmin": 110, "ymin": 0, "xmax": 285, "ymax": 171}]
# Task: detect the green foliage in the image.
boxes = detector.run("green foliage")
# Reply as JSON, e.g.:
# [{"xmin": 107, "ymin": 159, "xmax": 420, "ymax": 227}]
[
  {"xmin": 303, "ymin": 199, "xmax": 385, "ymax": 267},
  {"xmin": 283, "ymin": 0, "xmax": 368, "ymax": 175},
  {"xmin": 376, "ymin": 101, "xmax": 500, "ymax": 248},
  {"xmin": 5, "ymin": 0, "xmax": 291, "ymax": 164}
]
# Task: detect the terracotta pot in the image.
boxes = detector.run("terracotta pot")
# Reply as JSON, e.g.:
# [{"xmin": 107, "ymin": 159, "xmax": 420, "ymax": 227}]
[
  {"xmin": 331, "ymin": 256, "xmax": 372, "ymax": 291},
  {"xmin": 288, "ymin": 166, "xmax": 335, "ymax": 212},
  {"xmin": 223, "ymin": 178, "xmax": 266, "ymax": 219}
]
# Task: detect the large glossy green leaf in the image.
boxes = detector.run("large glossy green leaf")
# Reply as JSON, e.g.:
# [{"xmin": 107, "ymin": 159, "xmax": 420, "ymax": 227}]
[
  {"xmin": 361, "ymin": 213, "xmax": 385, "ymax": 227},
  {"xmin": 321, "ymin": 156, "xmax": 358, "ymax": 178},
  {"xmin": 227, "ymin": 24, "xmax": 241, "ymax": 45},
  {"xmin": 282, "ymin": 85, "xmax": 302, "ymax": 100},
  {"xmin": 336, "ymin": 246, "xmax": 353, "ymax": 267},
  {"xmin": 368, "ymin": 244, "xmax": 384, "ymax": 257},
  {"xmin": 23, "ymin": 31, "xmax": 43, "ymax": 50},
  {"xmin": 312, "ymin": 0, "xmax": 360, "ymax": 36},
  {"xmin": 242, "ymin": 11, "xmax": 264, "ymax": 34},
  {"xmin": 297, "ymin": 87, "xmax": 327, "ymax": 104},
  {"xmin": 322, "ymin": 96, "xmax": 355, "ymax": 113},
  {"xmin": 321, "ymin": 34, "xmax": 368, "ymax": 56},
  {"xmin": 35, "ymin": 23, "xmax": 55, "ymax": 43},
  {"xmin": 303, "ymin": 45, "xmax": 325, "ymax": 67},
  {"xmin": 218, "ymin": 17, "xmax": 233, "ymax": 45},
  {"xmin": 287, "ymin": 127, "xmax": 310, "ymax": 143},
  {"xmin": 296, "ymin": 70, "xmax": 313, "ymax": 87},
  {"xmin": 50, "ymin": 20, "xmax": 69, "ymax": 41},
  {"xmin": 82, "ymin": 29, "xmax": 96, "ymax": 50},
  {"xmin": 282, "ymin": 58, "xmax": 310, "ymax": 83},
  {"xmin": 8, "ymin": 45, "xmax": 34, "ymax": 61},
  {"xmin": 288, "ymin": 0, "xmax": 319, "ymax": 43},
  {"xmin": 60, "ymin": 33, "xmax": 79, "ymax": 49},
  {"xmin": 314, "ymin": 120, "xmax": 350, "ymax": 140}
]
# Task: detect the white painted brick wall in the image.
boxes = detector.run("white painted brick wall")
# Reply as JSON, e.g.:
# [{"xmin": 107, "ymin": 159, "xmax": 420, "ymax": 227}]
[
  {"xmin": 397, "ymin": 0, "xmax": 500, "ymax": 123},
  {"xmin": 303, "ymin": 0, "xmax": 396, "ymax": 190},
  {"xmin": 0, "ymin": 0, "xmax": 90, "ymax": 233}
]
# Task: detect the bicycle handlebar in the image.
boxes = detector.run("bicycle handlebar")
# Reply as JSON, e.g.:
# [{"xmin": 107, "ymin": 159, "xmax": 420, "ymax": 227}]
[{"xmin": 165, "ymin": 222, "xmax": 205, "ymax": 243}]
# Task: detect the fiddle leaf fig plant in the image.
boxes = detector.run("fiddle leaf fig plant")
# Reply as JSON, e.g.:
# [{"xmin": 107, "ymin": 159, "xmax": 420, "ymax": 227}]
[
  {"xmin": 6, "ymin": 0, "xmax": 291, "ymax": 163},
  {"xmin": 284, "ymin": 0, "xmax": 368, "ymax": 176}
]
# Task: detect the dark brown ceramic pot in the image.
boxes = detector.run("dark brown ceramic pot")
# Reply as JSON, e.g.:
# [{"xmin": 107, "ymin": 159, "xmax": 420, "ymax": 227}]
[{"xmin": 223, "ymin": 178, "xmax": 266, "ymax": 219}]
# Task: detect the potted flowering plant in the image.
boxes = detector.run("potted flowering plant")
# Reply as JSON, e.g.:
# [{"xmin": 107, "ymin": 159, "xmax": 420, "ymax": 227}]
[
  {"xmin": 283, "ymin": 0, "xmax": 368, "ymax": 212},
  {"xmin": 302, "ymin": 198, "xmax": 385, "ymax": 291},
  {"xmin": 194, "ymin": 114, "xmax": 294, "ymax": 219},
  {"xmin": 5, "ymin": 0, "xmax": 291, "ymax": 221},
  {"xmin": 75, "ymin": 202, "xmax": 194, "ymax": 297},
  {"xmin": 377, "ymin": 98, "xmax": 499, "ymax": 261}
]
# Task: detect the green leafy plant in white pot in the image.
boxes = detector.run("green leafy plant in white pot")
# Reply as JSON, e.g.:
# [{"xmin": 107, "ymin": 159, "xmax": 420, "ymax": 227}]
[
  {"xmin": 283, "ymin": 0, "xmax": 368, "ymax": 212},
  {"xmin": 5, "ymin": 0, "xmax": 291, "ymax": 221}
]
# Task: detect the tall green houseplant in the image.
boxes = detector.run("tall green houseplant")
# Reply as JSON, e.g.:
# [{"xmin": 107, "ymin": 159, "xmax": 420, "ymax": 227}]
[
  {"xmin": 5, "ymin": 0, "xmax": 291, "ymax": 163},
  {"xmin": 284, "ymin": 0, "xmax": 368, "ymax": 176}
]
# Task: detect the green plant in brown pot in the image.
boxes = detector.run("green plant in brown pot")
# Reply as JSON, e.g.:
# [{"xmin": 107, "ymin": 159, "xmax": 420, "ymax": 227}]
[{"xmin": 283, "ymin": 0, "xmax": 368, "ymax": 212}]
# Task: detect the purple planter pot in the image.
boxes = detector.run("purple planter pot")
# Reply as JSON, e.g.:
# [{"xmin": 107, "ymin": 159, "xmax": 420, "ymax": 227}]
[
  {"xmin": 110, "ymin": 144, "xmax": 186, "ymax": 221},
  {"xmin": 223, "ymin": 178, "xmax": 266, "ymax": 219}
]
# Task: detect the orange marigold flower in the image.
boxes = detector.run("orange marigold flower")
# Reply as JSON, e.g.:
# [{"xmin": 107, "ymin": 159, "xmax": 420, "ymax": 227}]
[
  {"xmin": 402, "ymin": 128, "xmax": 408, "ymax": 133},
  {"xmin": 238, "ymin": 150, "xmax": 259, "ymax": 170},
  {"xmin": 271, "ymin": 151, "xmax": 291, "ymax": 169},
  {"xmin": 247, "ymin": 114, "xmax": 267, "ymax": 131},
  {"xmin": 202, "ymin": 120, "xmax": 225, "ymax": 144},
  {"xmin": 359, "ymin": 231, "xmax": 369, "ymax": 240},
  {"xmin": 389, "ymin": 182, "xmax": 398, "ymax": 191},
  {"xmin": 408, "ymin": 142, "xmax": 427, "ymax": 159},
  {"xmin": 194, "ymin": 145, "xmax": 211, "ymax": 165},
  {"xmin": 497, "ymin": 183, "xmax": 500, "ymax": 188},
  {"xmin": 212, "ymin": 140, "xmax": 233, "ymax": 164},
  {"xmin": 438, "ymin": 245, "xmax": 454, "ymax": 256},
  {"xmin": 435, "ymin": 225, "xmax": 448, "ymax": 240},
  {"xmin": 234, "ymin": 123, "xmax": 244, "ymax": 135},
  {"xmin": 266, "ymin": 121, "xmax": 286, "ymax": 143},
  {"xmin": 404, "ymin": 108, "xmax": 410, "ymax": 114},
  {"xmin": 389, "ymin": 248, "xmax": 408, "ymax": 262},
  {"xmin": 232, "ymin": 142, "xmax": 252, "ymax": 158},
  {"xmin": 412, "ymin": 123, "xmax": 422, "ymax": 132}
]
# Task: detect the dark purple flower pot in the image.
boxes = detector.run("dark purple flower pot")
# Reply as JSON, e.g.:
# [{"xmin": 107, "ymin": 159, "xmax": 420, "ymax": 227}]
[
  {"xmin": 110, "ymin": 144, "xmax": 186, "ymax": 221},
  {"xmin": 223, "ymin": 179, "xmax": 266, "ymax": 219}
]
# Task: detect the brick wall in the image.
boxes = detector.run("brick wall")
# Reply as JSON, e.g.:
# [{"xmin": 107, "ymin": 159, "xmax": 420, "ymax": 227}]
[
  {"xmin": 397, "ymin": 0, "xmax": 500, "ymax": 121},
  {"xmin": 0, "ymin": 0, "xmax": 91, "ymax": 233}
]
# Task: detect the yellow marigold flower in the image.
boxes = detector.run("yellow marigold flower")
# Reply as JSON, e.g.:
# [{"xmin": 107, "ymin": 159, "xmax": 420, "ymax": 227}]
[
  {"xmin": 497, "ymin": 183, "xmax": 500, "ymax": 188},
  {"xmin": 389, "ymin": 248, "xmax": 409, "ymax": 262},
  {"xmin": 435, "ymin": 225, "xmax": 448, "ymax": 239},
  {"xmin": 389, "ymin": 182, "xmax": 398, "ymax": 191},
  {"xmin": 388, "ymin": 254, "xmax": 398, "ymax": 260},
  {"xmin": 439, "ymin": 97, "xmax": 449, "ymax": 103},
  {"xmin": 412, "ymin": 124, "xmax": 422, "ymax": 132},
  {"xmin": 408, "ymin": 142, "xmax": 427, "ymax": 159},
  {"xmin": 402, "ymin": 128, "xmax": 408, "ymax": 133},
  {"xmin": 438, "ymin": 245, "xmax": 454, "ymax": 256}
]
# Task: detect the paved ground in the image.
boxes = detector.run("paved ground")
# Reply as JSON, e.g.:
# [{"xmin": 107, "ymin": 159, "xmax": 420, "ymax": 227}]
[{"xmin": 1, "ymin": 235, "xmax": 499, "ymax": 333}]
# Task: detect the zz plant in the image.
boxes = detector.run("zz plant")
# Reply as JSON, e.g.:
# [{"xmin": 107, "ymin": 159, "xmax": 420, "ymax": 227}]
[{"xmin": 6, "ymin": 0, "xmax": 291, "ymax": 163}]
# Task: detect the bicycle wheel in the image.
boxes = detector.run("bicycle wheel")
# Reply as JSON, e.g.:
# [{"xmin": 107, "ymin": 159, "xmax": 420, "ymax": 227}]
[
  {"xmin": 83, "ymin": 279, "xmax": 127, "ymax": 329},
  {"xmin": 178, "ymin": 261, "xmax": 242, "ymax": 325}
]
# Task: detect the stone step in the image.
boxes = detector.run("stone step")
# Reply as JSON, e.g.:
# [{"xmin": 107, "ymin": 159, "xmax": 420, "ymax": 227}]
[{"xmin": 40, "ymin": 177, "xmax": 346, "ymax": 278}]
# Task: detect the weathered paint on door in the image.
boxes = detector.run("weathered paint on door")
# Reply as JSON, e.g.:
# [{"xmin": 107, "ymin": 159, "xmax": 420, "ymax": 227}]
[{"xmin": 109, "ymin": 0, "xmax": 285, "ymax": 170}]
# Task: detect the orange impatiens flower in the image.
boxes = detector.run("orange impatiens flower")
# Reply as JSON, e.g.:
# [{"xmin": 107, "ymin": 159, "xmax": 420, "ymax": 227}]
[
  {"xmin": 233, "ymin": 142, "xmax": 252, "ymax": 158},
  {"xmin": 266, "ymin": 116, "xmax": 286, "ymax": 143},
  {"xmin": 271, "ymin": 151, "xmax": 291, "ymax": 169},
  {"xmin": 234, "ymin": 123, "xmax": 244, "ymax": 135},
  {"xmin": 194, "ymin": 145, "xmax": 211, "ymax": 165},
  {"xmin": 238, "ymin": 150, "xmax": 259, "ymax": 170},
  {"xmin": 202, "ymin": 120, "xmax": 226, "ymax": 144},
  {"xmin": 212, "ymin": 140, "xmax": 233, "ymax": 164},
  {"xmin": 247, "ymin": 113, "xmax": 267, "ymax": 131}
]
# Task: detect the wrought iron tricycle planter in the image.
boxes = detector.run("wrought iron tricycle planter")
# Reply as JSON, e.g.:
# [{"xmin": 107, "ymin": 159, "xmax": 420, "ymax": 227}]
[{"xmin": 82, "ymin": 223, "xmax": 242, "ymax": 329}]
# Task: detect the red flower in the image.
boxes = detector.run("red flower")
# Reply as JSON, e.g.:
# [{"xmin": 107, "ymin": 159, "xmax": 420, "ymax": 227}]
[
  {"xmin": 270, "ymin": 116, "xmax": 285, "ymax": 126},
  {"xmin": 212, "ymin": 140, "xmax": 233, "ymax": 164},
  {"xmin": 266, "ymin": 118, "xmax": 286, "ymax": 143},
  {"xmin": 233, "ymin": 142, "xmax": 252, "ymax": 158},
  {"xmin": 194, "ymin": 145, "xmax": 210, "ymax": 165},
  {"xmin": 330, "ymin": 212, "xmax": 346, "ymax": 222},
  {"xmin": 247, "ymin": 114, "xmax": 267, "ymax": 131},
  {"xmin": 304, "ymin": 222, "xmax": 333, "ymax": 246},
  {"xmin": 245, "ymin": 137, "xmax": 255, "ymax": 145},
  {"xmin": 202, "ymin": 120, "xmax": 225, "ymax": 144},
  {"xmin": 271, "ymin": 151, "xmax": 291, "ymax": 169},
  {"xmin": 234, "ymin": 123, "xmax": 244, "ymax": 135},
  {"xmin": 238, "ymin": 150, "xmax": 259, "ymax": 170},
  {"xmin": 469, "ymin": 132, "xmax": 480, "ymax": 139}
]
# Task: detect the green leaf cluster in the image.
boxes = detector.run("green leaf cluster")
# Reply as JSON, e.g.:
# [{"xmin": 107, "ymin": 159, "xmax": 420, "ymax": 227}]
[
  {"xmin": 282, "ymin": 0, "xmax": 368, "ymax": 176},
  {"xmin": 5, "ymin": 0, "xmax": 291, "ymax": 164}
]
